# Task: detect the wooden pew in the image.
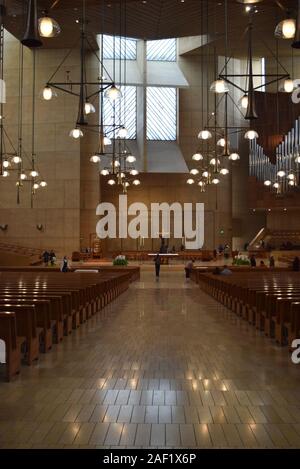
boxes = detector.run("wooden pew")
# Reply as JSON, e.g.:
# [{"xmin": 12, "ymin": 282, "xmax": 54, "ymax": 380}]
[{"xmin": 0, "ymin": 312, "xmax": 25, "ymax": 381}]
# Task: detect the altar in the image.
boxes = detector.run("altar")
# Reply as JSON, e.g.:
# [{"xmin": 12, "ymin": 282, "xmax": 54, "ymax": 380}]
[{"xmin": 148, "ymin": 253, "xmax": 179, "ymax": 265}]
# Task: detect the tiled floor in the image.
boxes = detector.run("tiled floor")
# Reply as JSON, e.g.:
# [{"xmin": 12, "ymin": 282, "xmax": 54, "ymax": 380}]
[{"xmin": 1, "ymin": 270, "xmax": 300, "ymax": 448}]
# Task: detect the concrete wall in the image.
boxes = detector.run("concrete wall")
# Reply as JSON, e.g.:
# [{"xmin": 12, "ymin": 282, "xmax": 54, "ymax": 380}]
[{"xmin": 0, "ymin": 31, "xmax": 81, "ymax": 257}]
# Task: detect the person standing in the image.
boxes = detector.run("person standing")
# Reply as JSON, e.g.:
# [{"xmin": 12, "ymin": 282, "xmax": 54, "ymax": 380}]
[
  {"xmin": 61, "ymin": 256, "xmax": 69, "ymax": 272},
  {"xmin": 269, "ymin": 256, "xmax": 275, "ymax": 268},
  {"xmin": 154, "ymin": 253, "xmax": 161, "ymax": 279},
  {"xmin": 49, "ymin": 250, "xmax": 56, "ymax": 266},
  {"xmin": 185, "ymin": 259, "xmax": 194, "ymax": 279},
  {"xmin": 42, "ymin": 250, "xmax": 49, "ymax": 267}
]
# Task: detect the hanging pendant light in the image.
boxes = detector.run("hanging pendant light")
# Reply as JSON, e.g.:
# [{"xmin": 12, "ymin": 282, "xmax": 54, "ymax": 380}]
[
  {"xmin": 90, "ymin": 154, "xmax": 101, "ymax": 163},
  {"xmin": 220, "ymin": 168, "xmax": 229, "ymax": 175},
  {"xmin": 190, "ymin": 169, "xmax": 199, "ymax": 175},
  {"xmin": 277, "ymin": 170, "xmax": 286, "ymax": 177},
  {"xmin": 126, "ymin": 154, "xmax": 136, "ymax": 163},
  {"xmin": 117, "ymin": 127, "xmax": 128, "ymax": 139},
  {"xmin": 20, "ymin": 172, "xmax": 27, "ymax": 180},
  {"xmin": 238, "ymin": 94, "xmax": 249, "ymax": 110},
  {"xmin": 84, "ymin": 102, "xmax": 96, "ymax": 114},
  {"xmin": 133, "ymin": 179, "xmax": 141, "ymax": 186},
  {"xmin": 130, "ymin": 169, "xmax": 139, "ymax": 176},
  {"xmin": 42, "ymin": 85, "xmax": 56, "ymax": 101},
  {"xmin": 12, "ymin": 155, "xmax": 22, "ymax": 164},
  {"xmin": 186, "ymin": 178, "xmax": 195, "ymax": 185},
  {"xmin": 40, "ymin": 180, "xmax": 47, "ymax": 187},
  {"xmin": 210, "ymin": 79, "xmax": 229, "ymax": 94},
  {"xmin": 283, "ymin": 78, "xmax": 295, "ymax": 93},
  {"xmin": 192, "ymin": 153, "xmax": 203, "ymax": 161},
  {"xmin": 228, "ymin": 152, "xmax": 240, "ymax": 161},
  {"xmin": 38, "ymin": 13, "xmax": 61, "ymax": 38},
  {"xmin": 105, "ymin": 84, "xmax": 122, "ymax": 100},
  {"xmin": 198, "ymin": 130, "xmax": 212, "ymax": 140},
  {"xmin": 245, "ymin": 130, "xmax": 258, "ymax": 140},
  {"xmin": 30, "ymin": 169, "xmax": 39, "ymax": 177},
  {"xmin": 264, "ymin": 180, "xmax": 272, "ymax": 186},
  {"xmin": 275, "ymin": 18, "xmax": 296, "ymax": 39},
  {"xmin": 69, "ymin": 128, "xmax": 83, "ymax": 139},
  {"xmin": 22, "ymin": 0, "xmax": 43, "ymax": 48},
  {"xmin": 100, "ymin": 169, "xmax": 109, "ymax": 176}
]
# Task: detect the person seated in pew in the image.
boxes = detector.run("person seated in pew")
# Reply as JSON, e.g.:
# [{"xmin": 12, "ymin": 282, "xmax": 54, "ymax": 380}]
[
  {"xmin": 292, "ymin": 256, "xmax": 300, "ymax": 272},
  {"xmin": 250, "ymin": 254, "xmax": 256, "ymax": 267},
  {"xmin": 212, "ymin": 267, "xmax": 221, "ymax": 275},
  {"xmin": 42, "ymin": 250, "xmax": 50, "ymax": 267},
  {"xmin": 269, "ymin": 256, "xmax": 275, "ymax": 268},
  {"xmin": 259, "ymin": 260, "xmax": 268, "ymax": 268},
  {"xmin": 220, "ymin": 265, "xmax": 232, "ymax": 276}
]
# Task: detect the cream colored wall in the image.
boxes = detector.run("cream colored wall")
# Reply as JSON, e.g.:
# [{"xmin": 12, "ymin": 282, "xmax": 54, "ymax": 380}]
[{"xmin": 0, "ymin": 31, "xmax": 81, "ymax": 257}]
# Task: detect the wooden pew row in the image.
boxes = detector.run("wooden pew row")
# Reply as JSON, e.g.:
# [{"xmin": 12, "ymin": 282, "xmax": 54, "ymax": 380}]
[
  {"xmin": 0, "ymin": 271, "xmax": 133, "ymax": 381},
  {"xmin": 194, "ymin": 271, "xmax": 300, "ymax": 351}
]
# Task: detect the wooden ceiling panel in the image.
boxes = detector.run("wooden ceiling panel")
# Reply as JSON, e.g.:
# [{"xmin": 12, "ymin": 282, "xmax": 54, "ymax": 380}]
[{"xmin": 2, "ymin": 0, "xmax": 299, "ymax": 56}]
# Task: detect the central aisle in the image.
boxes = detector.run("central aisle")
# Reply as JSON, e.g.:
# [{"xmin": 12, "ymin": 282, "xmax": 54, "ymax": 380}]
[{"xmin": 1, "ymin": 270, "xmax": 300, "ymax": 449}]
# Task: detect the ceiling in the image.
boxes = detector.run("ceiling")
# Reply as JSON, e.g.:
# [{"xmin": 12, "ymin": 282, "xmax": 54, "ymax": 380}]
[{"xmin": 2, "ymin": 0, "xmax": 299, "ymax": 57}]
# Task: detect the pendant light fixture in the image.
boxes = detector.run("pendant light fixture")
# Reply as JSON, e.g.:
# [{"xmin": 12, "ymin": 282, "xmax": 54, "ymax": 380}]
[
  {"xmin": 38, "ymin": 11, "xmax": 61, "ymax": 38},
  {"xmin": 21, "ymin": 0, "xmax": 43, "ymax": 48}
]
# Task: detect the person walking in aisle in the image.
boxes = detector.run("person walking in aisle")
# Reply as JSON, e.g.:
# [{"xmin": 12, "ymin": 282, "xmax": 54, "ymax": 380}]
[{"xmin": 154, "ymin": 253, "xmax": 161, "ymax": 280}]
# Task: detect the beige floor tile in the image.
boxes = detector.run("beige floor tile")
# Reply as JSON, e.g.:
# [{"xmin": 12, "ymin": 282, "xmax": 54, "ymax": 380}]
[
  {"xmin": 166, "ymin": 423, "xmax": 181, "ymax": 447},
  {"xmin": 150, "ymin": 424, "xmax": 166, "ymax": 446}
]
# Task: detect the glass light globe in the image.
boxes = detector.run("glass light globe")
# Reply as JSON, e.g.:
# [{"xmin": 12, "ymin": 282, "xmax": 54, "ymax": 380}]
[
  {"xmin": 12, "ymin": 156, "xmax": 22, "ymax": 164},
  {"xmin": 69, "ymin": 128, "xmax": 83, "ymax": 139},
  {"xmin": 190, "ymin": 169, "xmax": 199, "ymax": 175},
  {"xmin": 186, "ymin": 178, "xmax": 194, "ymax": 185},
  {"xmin": 192, "ymin": 153, "xmax": 203, "ymax": 161},
  {"xmin": 117, "ymin": 127, "xmax": 128, "ymax": 139},
  {"xmin": 40, "ymin": 180, "xmax": 47, "ymax": 187},
  {"xmin": 126, "ymin": 155, "xmax": 136, "ymax": 163},
  {"xmin": 130, "ymin": 169, "xmax": 139, "ymax": 176},
  {"xmin": 210, "ymin": 79, "xmax": 229, "ymax": 94},
  {"xmin": 2, "ymin": 170, "xmax": 9, "ymax": 177},
  {"xmin": 217, "ymin": 138, "xmax": 226, "ymax": 147},
  {"xmin": 220, "ymin": 168, "xmax": 229, "ymax": 175},
  {"xmin": 202, "ymin": 171, "xmax": 209, "ymax": 178},
  {"xmin": 283, "ymin": 78, "xmax": 294, "ymax": 93},
  {"xmin": 103, "ymin": 136, "xmax": 111, "ymax": 146},
  {"xmin": 105, "ymin": 85, "xmax": 122, "ymax": 101},
  {"xmin": 273, "ymin": 182, "xmax": 280, "ymax": 189},
  {"xmin": 3, "ymin": 160, "xmax": 10, "ymax": 168},
  {"xmin": 84, "ymin": 102, "xmax": 96, "ymax": 114},
  {"xmin": 33, "ymin": 183, "xmax": 40, "ymax": 190},
  {"xmin": 277, "ymin": 170, "xmax": 286, "ymax": 177},
  {"xmin": 100, "ymin": 169, "xmax": 109, "ymax": 176},
  {"xmin": 212, "ymin": 177, "xmax": 220, "ymax": 185},
  {"xmin": 245, "ymin": 130, "xmax": 258, "ymax": 140},
  {"xmin": 295, "ymin": 156, "xmax": 300, "ymax": 163},
  {"xmin": 42, "ymin": 85, "xmax": 55, "ymax": 101},
  {"xmin": 120, "ymin": 172, "xmax": 125, "ymax": 178},
  {"xmin": 264, "ymin": 180, "xmax": 272, "ymax": 186},
  {"xmin": 287, "ymin": 173, "xmax": 295, "ymax": 180},
  {"xmin": 288, "ymin": 179, "xmax": 296, "ymax": 186},
  {"xmin": 108, "ymin": 179, "xmax": 116, "ymax": 186},
  {"xmin": 198, "ymin": 130, "xmax": 212, "ymax": 140},
  {"xmin": 30, "ymin": 170, "xmax": 39, "ymax": 177},
  {"xmin": 198, "ymin": 181, "xmax": 205, "ymax": 186},
  {"xmin": 38, "ymin": 16, "xmax": 61, "ymax": 37},
  {"xmin": 112, "ymin": 160, "xmax": 120, "ymax": 168},
  {"xmin": 124, "ymin": 182, "xmax": 130, "ymax": 187},
  {"xmin": 90, "ymin": 155, "xmax": 101, "ymax": 163},
  {"xmin": 229, "ymin": 153, "xmax": 240, "ymax": 161},
  {"xmin": 209, "ymin": 158, "xmax": 220, "ymax": 166},
  {"xmin": 275, "ymin": 18, "xmax": 296, "ymax": 39},
  {"xmin": 133, "ymin": 179, "xmax": 141, "ymax": 186},
  {"xmin": 20, "ymin": 173, "xmax": 27, "ymax": 180},
  {"xmin": 239, "ymin": 94, "xmax": 249, "ymax": 109}
]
